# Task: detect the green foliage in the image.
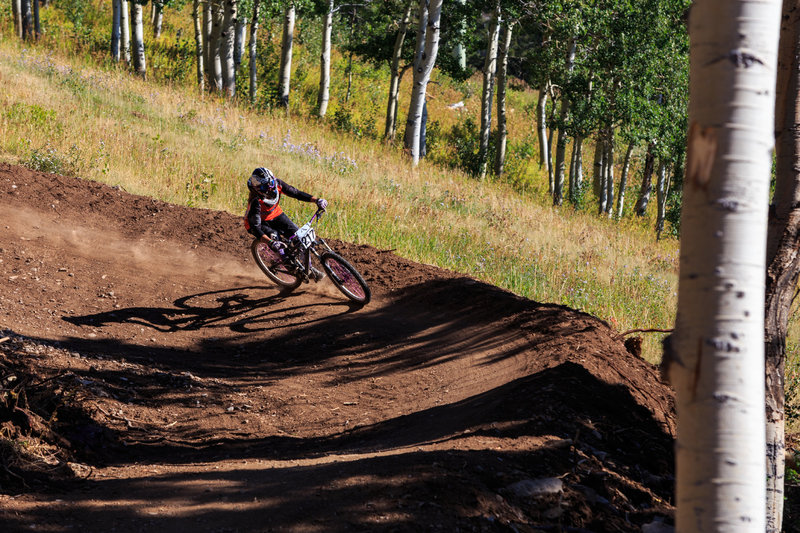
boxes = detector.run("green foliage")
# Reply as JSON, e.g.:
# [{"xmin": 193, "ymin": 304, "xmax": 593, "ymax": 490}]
[
  {"xmin": 185, "ymin": 172, "xmax": 218, "ymax": 207},
  {"xmin": 3, "ymin": 103, "xmax": 62, "ymax": 136},
  {"xmin": 431, "ymin": 115, "xmax": 482, "ymax": 176},
  {"xmin": 21, "ymin": 143, "xmax": 83, "ymax": 177},
  {"xmin": 787, "ymin": 352, "xmax": 800, "ymax": 428},
  {"xmin": 788, "ymin": 467, "xmax": 800, "ymax": 486}
]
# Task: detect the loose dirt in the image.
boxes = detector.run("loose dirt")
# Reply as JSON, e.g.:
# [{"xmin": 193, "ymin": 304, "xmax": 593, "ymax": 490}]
[{"xmin": 0, "ymin": 163, "xmax": 680, "ymax": 532}]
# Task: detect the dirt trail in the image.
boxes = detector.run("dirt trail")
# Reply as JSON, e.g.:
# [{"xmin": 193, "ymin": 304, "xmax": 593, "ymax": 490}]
[{"xmin": 0, "ymin": 164, "xmax": 676, "ymax": 532}]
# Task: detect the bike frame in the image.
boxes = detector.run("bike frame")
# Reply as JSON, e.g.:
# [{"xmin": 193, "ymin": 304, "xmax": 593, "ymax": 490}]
[{"xmin": 283, "ymin": 208, "xmax": 333, "ymax": 279}]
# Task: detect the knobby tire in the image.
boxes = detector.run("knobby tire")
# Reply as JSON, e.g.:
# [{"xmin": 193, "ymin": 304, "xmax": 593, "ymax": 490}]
[
  {"xmin": 251, "ymin": 239, "xmax": 302, "ymax": 290},
  {"xmin": 321, "ymin": 251, "xmax": 371, "ymax": 305}
]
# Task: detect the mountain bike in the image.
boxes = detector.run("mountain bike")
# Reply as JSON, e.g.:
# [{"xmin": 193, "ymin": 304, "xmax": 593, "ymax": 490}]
[{"xmin": 250, "ymin": 208, "xmax": 371, "ymax": 305}]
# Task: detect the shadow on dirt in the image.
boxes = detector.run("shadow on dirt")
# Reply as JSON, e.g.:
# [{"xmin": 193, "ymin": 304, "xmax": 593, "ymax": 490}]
[
  {"xmin": 0, "ymin": 277, "xmax": 677, "ymax": 530},
  {"xmin": 61, "ymin": 278, "xmax": 601, "ymax": 379},
  {"xmin": 2, "ymin": 362, "xmax": 674, "ymax": 532}
]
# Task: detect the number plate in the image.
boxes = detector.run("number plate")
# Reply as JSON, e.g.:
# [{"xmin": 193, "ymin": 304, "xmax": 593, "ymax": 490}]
[{"xmin": 295, "ymin": 224, "xmax": 316, "ymax": 249}]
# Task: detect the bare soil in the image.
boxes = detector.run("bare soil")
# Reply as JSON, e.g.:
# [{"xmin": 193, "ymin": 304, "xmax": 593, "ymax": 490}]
[{"xmin": 0, "ymin": 163, "xmax": 683, "ymax": 532}]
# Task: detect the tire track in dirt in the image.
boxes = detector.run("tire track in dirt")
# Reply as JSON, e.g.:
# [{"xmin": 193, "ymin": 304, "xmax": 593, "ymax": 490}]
[{"xmin": 0, "ymin": 163, "xmax": 676, "ymax": 532}]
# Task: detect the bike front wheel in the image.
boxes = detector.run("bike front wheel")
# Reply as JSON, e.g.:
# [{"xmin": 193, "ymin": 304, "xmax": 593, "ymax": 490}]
[
  {"xmin": 320, "ymin": 251, "xmax": 371, "ymax": 305},
  {"xmin": 251, "ymin": 239, "xmax": 303, "ymax": 290}
]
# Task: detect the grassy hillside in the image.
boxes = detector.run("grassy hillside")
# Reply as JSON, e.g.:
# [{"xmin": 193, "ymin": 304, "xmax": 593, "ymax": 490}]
[{"xmin": 0, "ymin": 37, "xmax": 678, "ymax": 356}]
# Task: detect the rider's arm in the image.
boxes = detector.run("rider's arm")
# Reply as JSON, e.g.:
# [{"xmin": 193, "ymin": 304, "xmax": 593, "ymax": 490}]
[{"xmin": 277, "ymin": 179, "xmax": 314, "ymax": 203}]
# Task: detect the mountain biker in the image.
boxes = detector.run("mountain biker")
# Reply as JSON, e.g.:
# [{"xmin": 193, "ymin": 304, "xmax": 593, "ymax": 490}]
[{"xmin": 244, "ymin": 168, "xmax": 328, "ymax": 258}]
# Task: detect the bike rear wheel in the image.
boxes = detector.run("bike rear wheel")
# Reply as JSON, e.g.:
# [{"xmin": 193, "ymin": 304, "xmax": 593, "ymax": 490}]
[
  {"xmin": 321, "ymin": 251, "xmax": 371, "ymax": 304},
  {"xmin": 251, "ymin": 239, "xmax": 303, "ymax": 290}
]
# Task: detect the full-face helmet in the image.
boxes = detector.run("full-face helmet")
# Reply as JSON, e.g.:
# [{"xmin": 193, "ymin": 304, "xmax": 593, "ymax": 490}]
[{"xmin": 248, "ymin": 168, "xmax": 279, "ymax": 205}]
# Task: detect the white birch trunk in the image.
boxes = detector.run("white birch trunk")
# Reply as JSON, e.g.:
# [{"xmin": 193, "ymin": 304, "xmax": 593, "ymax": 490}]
[
  {"xmin": 634, "ymin": 142, "xmax": 655, "ymax": 216},
  {"xmin": 451, "ymin": 0, "xmax": 466, "ymax": 70},
  {"xmin": 111, "ymin": 0, "xmax": 122, "ymax": 61},
  {"xmin": 477, "ymin": 3, "xmax": 500, "ymax": 180},
  {"xmin": 764, "ymin": 3, "xmax": 800, "ymax": 529},
  {"xmin": 615, "ymin": 140, "xmax": 635, "ymax": 219},
  {"xmin": 594, "ymin": 135, "xmax": 606, "ymax": 214},
  {"xmin": 385, "ymin": 0, "xmax": 414, "ymax": 140},
  {"xmin": 192, "ymin": 0, "xmax": 205, "ymax": 92},
  {"xmin": 220, "ymin": 0, "xmax": 237, "ymax": 97},
  {"xmin": 604, "ymin": 132, "xmax": 614, "ymax": 216},
  {"xmin": 404, "ymin": 0, "xmax": 428, "ymax": 151},
  {"xmin": 278, "ymin": 3, "xmax": 296, "ymax": 109},
  {"xmin": 152, "ymin": 1, "xmax": 163, "ymax": 39},
  {"xmin": 670, "ymin": 0, "xmax": 781, "ymax": 529},
  {"xmin": 20, "ymin": 0, "xmax": 31, "ymax": 40},
  {"xmin": 234, "ymin": 19, "xmax": 245, "ymax": 73},
  {"xmin": 405, "ymin": 0, "xmax": 443, "ymax": 166},
  {"xmin": 203, "ymin": 0, "xmax": 213, "ymax": 84},
  {"xmin": 248, "ymin": 0, "xmax": 261, "ymax": 104},
  {"xmin": 537, "ymin": 82, "xmax": 550, "ymax": 172},
  {"xmin": 654, "ymin": 160, "xmax": 668, "ymax": 235},
  {"xmin": 12, "ymin": 0, "xmax": 21, "ymax": 40},
  {"xmin": 494, "ymin": 21, "xmax": 513, "ymax": 177},
  {"xmin": 317, "ymin": 0, "xmax": 334, "ymax": 118},
  {"xmin": 32, "ymin": 0, "xmax": 38, "ymax": 38},
  {"xmin": 568, "ymin": 135, "xmax": 584, "ymax": 203},
  {"xmin": 553, "ymin": 37, "xmax": 577, "ymax": 205},
  {"xmin": 121, "ymin": 0, "xmax": 131, "ymax": 63},
  {"xmin": 131, "ymin": 1, "xmax": 147, "ymax": 79},
  {"xmin": 209, "ymin": 0, "xmax": 224, "ymax": 92}
]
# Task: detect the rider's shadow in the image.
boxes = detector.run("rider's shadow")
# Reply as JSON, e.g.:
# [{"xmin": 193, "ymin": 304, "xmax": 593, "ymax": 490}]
[{"xmin": 64, "ymin": 286, "xmax": 356, "ymax": 335}]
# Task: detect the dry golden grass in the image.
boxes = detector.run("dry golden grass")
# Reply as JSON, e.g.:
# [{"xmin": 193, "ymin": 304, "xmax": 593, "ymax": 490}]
[{"xmin": 0, "ymin": 40, "xmax": 681, "ymax": 362}]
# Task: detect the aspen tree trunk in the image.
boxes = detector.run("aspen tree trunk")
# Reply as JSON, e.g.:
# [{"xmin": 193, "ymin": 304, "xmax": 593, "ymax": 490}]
[
  {"xmin": 405, "ymin": 0, "xmax": 443, "ymax": 166},
  {"xmin": 569, "ymin": 136, "xmax": 583, "ymax": 203},
  {"xmin": 553, "ymin": 37, "xmax": 577, "ymax": 205},
  {"xmin": 192, "ymin": 0, "xmax": 205, "ymax": 92},
  {"xmin": 220, "ymin": 0, "xmax": 237, "ymax": 97},
  {"xmin": 451, "ymin": 0, "xmax": 466, "ymax": 70},
  {"xmin": 764, "ymin": 1, "xmax": 800, "ymax": 528},
  {"xmin": 537, "ymin": 82, "xmax": 550, "ymax": 172},
  {"xmin": 234, "ymin": 19, "xmax": 245, "ymax": 73},
  {"xmin": 12, "ymin": 0, "xmax": 20, "ymax": 40},
  {"xmin": 594, "ymin": 134, "xmax": 607, "ymax": 214},
  {"xmin": 494, "ymin": 22, "xmax": 513, "ymax": 177},
  {"xmin": 592, "ymin": 136, "xmax": 603, "ymax": 199},
  {"xmin": 131, "ymin": 1, "xmax": 147, "ymax": 79},
  {"xmin": 32, "ymin": 0, "xmax": 38, "ymax": 38},
  {"xmin": 317, "ymin": 0, "xmax": 334, "ymax": 118},
  {"xmin": 278, "ymin": 3, "xmax": 296, "ymax": 109},
  {"xmin": 112, "ymin": 0, "xmax": 122, "ymax": 61},
  {"xmin": 248, "ymin": 0, "xmax": 261, "ymax": 104},
  {"xmin": 385, "ymin": 0, "xmax": 414, "ymax": 140},
  {"xmin": 634, "ymin": 141, "xmax": 655, "ymax": 216},
  {"xmin": 654, "ymin": 160, "xmax": 669, "ymax": 236},
  {"xmin": 209, "ymin": 0, "xmax": 224, "ymax": 92},
  {"xmin": 615, "ymin": 140, "xmax": 635, "ymax": 219},
  {"xmin": 547, "ymin": 96, "xmax": 556, "ymax": 192},
  {"xmin": 604, "ymin": 132, "xmax": 614, "ymax": 216},
  {"xmin": 152, "ymin": 1, "xmax": 163, "ymax": 38},
  {"xmin": 122, "ymin": 0, "xmax": 131, "ymax": 63},
  {"xmin": 403, "ymin": 0, "xmax": 427, "ymax": 151},
  {"xmin": 20, "ymin": 0, "xmax": 31, "ymax": 40},
  {"xmin": 203, "ymin": 0, "xmax": 212, "ymax": 84},
  {"xmin": 669, "ymin": 0, "xmax": 780, "ymax": 529},
  {"xmin": 477, "ymin": 3, "xmax": 500, "ymax": 180}
]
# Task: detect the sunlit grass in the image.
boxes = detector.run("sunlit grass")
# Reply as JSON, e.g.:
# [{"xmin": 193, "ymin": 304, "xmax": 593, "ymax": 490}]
[{"xmin": 0, "ymin": 40, "xmax": 681, "ymax": 363}]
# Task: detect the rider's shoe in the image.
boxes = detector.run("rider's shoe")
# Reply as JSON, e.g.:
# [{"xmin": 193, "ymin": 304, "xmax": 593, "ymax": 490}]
[{"xmin": 310, "ymin": 266, "xmax": 325, "ymax": 281}]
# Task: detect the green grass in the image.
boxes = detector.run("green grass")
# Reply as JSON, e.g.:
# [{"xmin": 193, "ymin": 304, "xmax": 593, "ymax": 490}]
[{"xmin": 0, "ymin": 38, "xmax": 679, "ymax": 364}]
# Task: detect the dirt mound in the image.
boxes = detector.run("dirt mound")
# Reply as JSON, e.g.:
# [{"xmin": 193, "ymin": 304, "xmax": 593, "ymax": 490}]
[{"xmin": 0, "ymin": 163, "xmax": 676, "ymax": 531}]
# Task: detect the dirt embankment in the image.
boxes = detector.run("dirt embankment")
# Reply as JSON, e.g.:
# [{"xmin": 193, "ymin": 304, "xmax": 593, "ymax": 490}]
[{"xmin": 0, "ymin": 163, "xmax": 679, "ymax": 532}]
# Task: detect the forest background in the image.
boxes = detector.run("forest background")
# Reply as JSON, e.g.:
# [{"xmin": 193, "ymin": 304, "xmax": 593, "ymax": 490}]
[{"xmin": 2, "ymin": 0, "xmax": 799, "ymax": 438}]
